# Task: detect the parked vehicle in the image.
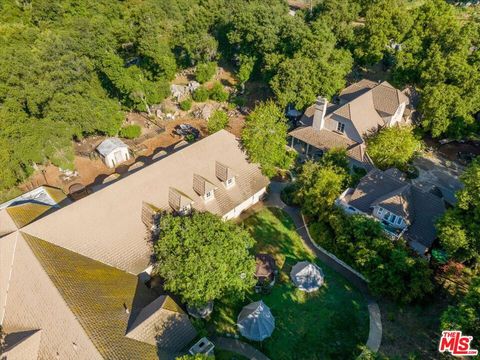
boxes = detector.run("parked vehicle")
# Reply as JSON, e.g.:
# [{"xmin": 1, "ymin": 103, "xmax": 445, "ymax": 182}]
[{"xmin": 174, "ymin": 124, "xmax": 200, "ymax": 139}]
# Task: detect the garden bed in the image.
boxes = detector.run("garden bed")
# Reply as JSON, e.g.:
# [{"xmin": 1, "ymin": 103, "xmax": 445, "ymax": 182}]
[{"xmin": 208, "ymin": 208, "xmax": 369, "ymax": 359}]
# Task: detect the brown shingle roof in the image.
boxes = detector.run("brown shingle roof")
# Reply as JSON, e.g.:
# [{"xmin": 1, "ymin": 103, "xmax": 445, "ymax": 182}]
[
  {"xmin": 289, "ymin": 127, "xmax": 356, "ymax": 151},
  {"xmin": 345, "ymin": 169, "xmax": 445, "ymax": 248}
]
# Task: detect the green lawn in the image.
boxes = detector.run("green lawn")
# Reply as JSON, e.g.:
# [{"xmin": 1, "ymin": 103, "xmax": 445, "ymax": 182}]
[{"xmin": 209, "ymin": 207, "xmax": 369, "ymax": 360}]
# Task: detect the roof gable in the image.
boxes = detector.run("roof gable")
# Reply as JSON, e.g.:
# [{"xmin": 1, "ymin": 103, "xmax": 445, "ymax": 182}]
[
  {"xmin": 21, "ymin": 232, "xmax": 159, "ymax": 360},
  {"xmin": 126, "ymin": 295, "xmax": 196, "ymax": 351},
  {"xmin": 2, "ymin": 329, "xmax": 42, "ymax": 360},
  {"xmin": 372, "ymin": 184, "xmax": 412, "ymax": 220},
  {"xmin": 6, "ymin": 203, "xmax": 52, "ymax": 229}
]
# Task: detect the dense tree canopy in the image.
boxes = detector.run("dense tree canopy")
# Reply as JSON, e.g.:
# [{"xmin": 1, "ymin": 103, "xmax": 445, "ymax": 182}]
[
  {"xmin": 317, "ymin": 212, "xmax": 434, "ymax": 303},
  {"xmin": 441, "ymin": 276, "xmax": 480, "ymax": 350},
  {"xmin": 437, "ymin": 159, "xmax": 480, "ymax": 263},
  {"xmin": 366, "ymin": 126, "xmax": 423, "ymax": 170},
  {"xmin": 295, "ymin": 160, "xmax": 348, "ymax": 220},
  {"xmin": 153, "ymin": 212, "xmax": 256, "ymax": 307},
  {"xmin": 0, "ymin": 0, "xmax": 225, "ymax": 190},
  {"xmin": 241, "ymin": 101, "xmax": 291, "ymax": 177}
]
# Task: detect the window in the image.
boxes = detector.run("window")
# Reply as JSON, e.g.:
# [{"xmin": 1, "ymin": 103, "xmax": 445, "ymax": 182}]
[
  {"xmin": 226, "ymin": 177, "xmax": 235, "ymax": 188},
  {"xmin": 337, "ymin": 122, "xmax": 345, "ymax": 133},
  {"xmin": 204, "ymin": 190, "xmax": 214, "ymax": 201},
  {"xmin": 389, "ymin": 213, "xmax": 397, "ymax": 224},
  {"xmin": 377, "ymin": 207, "xmax": 384, "ymax": 216},
  {"xmin": 179, "ymin": 204, "xmax": 192, "ymax": 216},
  {"xmin": 396, "ymin": 217, "xmax": 403, "ymax": 225},
  {"xmin": 383, "ymin": 211, "xmax": 391, "ymax": 220}
]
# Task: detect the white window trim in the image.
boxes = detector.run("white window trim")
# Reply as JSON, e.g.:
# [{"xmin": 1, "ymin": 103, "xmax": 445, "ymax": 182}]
[
  {"xmin": 225, "ymin": 177, "xmax": 235, "ymax": 189},
  {"xmin": 204, "ymin": 189, "xmax": 214, "ymax": 201}
]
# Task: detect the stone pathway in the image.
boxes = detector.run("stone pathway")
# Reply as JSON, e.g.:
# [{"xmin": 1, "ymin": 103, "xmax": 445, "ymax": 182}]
[
  {"xmin": 265, "ymin": 182, "xmax": 383, "ymax": 353},
  {"xmin": 213, "ymin": 336, "xmax": 270, "ymax": 360}
]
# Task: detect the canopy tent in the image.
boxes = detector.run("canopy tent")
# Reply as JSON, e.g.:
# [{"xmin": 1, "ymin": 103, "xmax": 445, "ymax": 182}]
[
  {"xmin": 255, "ymin": 254, "xmax": 276, "ymax": 283},
  {"xmin": 237, "ymin": 301, "xmax": 275, "ymax": 341},
  {"xmin": 290, "ymin": 261, "xmax": 324, "ymax": 292}
]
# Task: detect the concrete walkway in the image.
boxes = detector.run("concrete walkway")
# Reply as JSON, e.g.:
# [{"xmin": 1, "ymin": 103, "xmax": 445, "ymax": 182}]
[
  {"xmin": 213, "ymin": 337, "xmax": 270, "ymax": 360},
  {"xmin": 265, "ymin": 182, "xmax": 382, "ymax": 353}
]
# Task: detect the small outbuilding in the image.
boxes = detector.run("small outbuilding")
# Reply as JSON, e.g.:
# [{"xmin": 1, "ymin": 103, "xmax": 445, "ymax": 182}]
[
  {"xmin": 96, "ymin": 138, "xmax": 130, "ymax": 168},
  {"xmin": 237, "ymin": 300, "xmax": 275, "ymax": 341},
  {"xmin": 290, "ymin": 261, "xmax": 324, "ymax": 292}
]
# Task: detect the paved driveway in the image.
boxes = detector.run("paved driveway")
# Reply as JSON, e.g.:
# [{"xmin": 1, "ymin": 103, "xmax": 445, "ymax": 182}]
[{"xmin": 412, "ymin": 153, "xmax": 463, "ymax": 205}]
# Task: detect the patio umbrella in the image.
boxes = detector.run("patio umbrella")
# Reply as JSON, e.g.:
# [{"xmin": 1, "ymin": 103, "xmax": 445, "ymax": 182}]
[
  {"xmin": 290, "ymin": 261, "xmax": 324, "ymax": 292},
  {"xmin": 237, "ymin": 301, "xmax": 275, "ymax": 341}
]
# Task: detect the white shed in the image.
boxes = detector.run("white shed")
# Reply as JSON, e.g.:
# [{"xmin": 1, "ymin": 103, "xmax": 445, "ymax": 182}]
[{"xmin": 96, "ymin": 138, "xmax": 130, "ymax": 168}]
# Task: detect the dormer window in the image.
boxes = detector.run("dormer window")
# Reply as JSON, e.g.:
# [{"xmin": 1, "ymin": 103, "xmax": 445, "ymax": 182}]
[
  {"xmin": 216, "ymin": 161, "xmax": 236, "ymax": 190},
  {"xmin": 337, "ymin": 122, "xmax": 345, "ymax": 133}
]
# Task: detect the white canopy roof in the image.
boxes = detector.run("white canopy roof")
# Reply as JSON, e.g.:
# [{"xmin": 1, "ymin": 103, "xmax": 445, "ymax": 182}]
[
  {"xmin": 96, "ymin": 138, "xmax": 128, "ymax": 157},
  {"xmin": 290, "ymin": 261, "xmax": 324, "ymax": 292},
  {"xmin": 237, "ymin": 301, "xmax": 275, "ymax": 341}
]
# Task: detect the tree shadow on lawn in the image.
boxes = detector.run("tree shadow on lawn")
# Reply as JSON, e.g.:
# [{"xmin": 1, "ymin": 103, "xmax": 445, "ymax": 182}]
[{"xmin": 210, "ymin": 208, "xmax": 369, "ymax": 359}]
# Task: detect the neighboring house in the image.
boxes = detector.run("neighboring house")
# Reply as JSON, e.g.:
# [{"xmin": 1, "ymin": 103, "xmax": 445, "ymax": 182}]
[
  {"xmin": 96, "ymin": 137, "xmax": 131, "ymax": 168},
  {"xmin": 288, "ymin": 79, "xmax": 411, "ymax": 168},
  {"xmin": 0, "ymin": 130, "xmax": 269, "ymax": 360},
  {"xmin": 336, "ymin": 168, "xmax": 446, "ymax": 256}
]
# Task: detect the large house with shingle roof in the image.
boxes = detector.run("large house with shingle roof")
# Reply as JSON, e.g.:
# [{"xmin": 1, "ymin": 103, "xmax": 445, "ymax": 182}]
[
  {"xmin": 0, "ymin": 130, "xmax": 269, "ymax": 359},
  {"xmin": 336, "ymin": 168, "xmax": 446, "ymax": 255},
  {"xmin": 288, "ymin": 79, "xmax": 411, "ymax": 168}
]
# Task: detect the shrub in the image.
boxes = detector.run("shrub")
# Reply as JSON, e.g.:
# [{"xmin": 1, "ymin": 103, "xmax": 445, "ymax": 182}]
[
  {"xmin": 179, "ymin": 98, "xmax": 192, "ymax": 111},
  {"xmin": 192, "ymin": 86, "xmax": 209, "ymax": 102},
  {"xmin": 195, "ymin": 62, "xmax": 217, "ymax": 84},
  {"xmin": 280, "ymin": 183, "xmax": 298, "ymax": 206},
  {"xmin": 119, "ymin": 124, "xmax": 142, "ymax": 139},
  {"xmin": 207, "ymin": 110, "xmax": 229, "ymax": 134},
  {"xmin": 308, "ymin": 221, "xmax": 335, "ymax": 250},
  {"xmin": 209, "ymin": 82, "xmax": 229, "ymax": 102}
]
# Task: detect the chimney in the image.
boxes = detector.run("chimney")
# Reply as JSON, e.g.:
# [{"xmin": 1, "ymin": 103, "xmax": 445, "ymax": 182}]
[{"xmin": 312, "ymin": 96, "xmax": 327, "ymax": 130}]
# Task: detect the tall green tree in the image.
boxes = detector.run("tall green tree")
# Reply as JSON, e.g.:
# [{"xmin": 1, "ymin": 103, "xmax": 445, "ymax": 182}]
[
  {"xmin": 437, "ymin": 159, "xmax": 480, "ymax": 263},
  {"xmin": 441, "ymin": 276, "xmax": 480, "ymax": 350},
  {"xmin": 241, "ymin": 101, "xmax": 290, "ymax": 177},
  {"xmin": 270, "ymin": 21, "xmax": 352, "ymax": 109},
  {"xmin": 354, "ymin": 0, "xmax": 412, "ymax": 64},
  {"xmin": 367, "ymin": 126, "xmax": 422, "ymax": 170},
  {"xmin": 295, "ymin": 161, "xmax": 348, "ymax": 220},
  {"xmin": 154, "ymin": 212, "xmax": 256, "ymax": 307}
]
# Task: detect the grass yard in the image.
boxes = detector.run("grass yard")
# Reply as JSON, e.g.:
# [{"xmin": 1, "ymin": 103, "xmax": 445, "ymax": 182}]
[{"xmin": 209, "ymin": 207, "xmax": 369, "ymax": 360}]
